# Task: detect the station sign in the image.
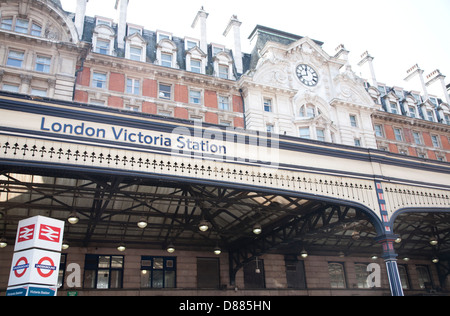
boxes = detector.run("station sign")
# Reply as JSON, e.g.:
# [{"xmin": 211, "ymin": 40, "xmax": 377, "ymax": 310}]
[
  {"xmin": 8, "ymin": 248, "xmax": 61, "ymax": 287},
  {"xmin": 6, "ymin": 285, "xmax": 57, "ymax": 297},
  {"xmin": 14, "ymin": 216, "xmax": 65, "ymax": 252}
]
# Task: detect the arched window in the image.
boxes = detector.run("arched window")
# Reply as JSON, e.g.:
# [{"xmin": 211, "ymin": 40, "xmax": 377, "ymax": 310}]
[{"xmin": 328, "ymin": 262, "xmax": 346, "ymax": 288}]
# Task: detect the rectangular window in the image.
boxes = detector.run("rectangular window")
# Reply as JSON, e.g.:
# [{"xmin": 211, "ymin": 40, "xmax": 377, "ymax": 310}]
[
  {"xmin": 218, "ymin": 96, "xmax": 230, "ymax": 111},
  {"xmin": 159, "ymin": 83, "xmax": 171, "ymax": 99},
  {"xmin": 130, "ymin": 46, "xmax": 142, "ymax": 61},
  {"xmin": 189, "ymin": 90, "xmax": 202, "ymax": 104},
  {"xmin": 31, "ymin": 88, "xmax": 47, "ymax": 97},
  {"xmin": 35, "ymin": 55, "xmax": 51, "ymax": 73},
  {"xmin": 197, "ymin": 258, "xmax": 220, "ymax": 289},
  {"xmin": 398, "ymin": 265, "xmax": 410, "ymax": 290},
  {"xmin": 266, "ymin": 124, "xmax": 274, "ymax": 133},
  {"xmin": 374, "ymin": 124, "xmax": 384, "ymax": 137},
  {"xmin": 431, "ymin": 135, "xmax": 440, "ymax": 148},
  {"xmin": 96, "ymin": 39, "xmax": 110, "ymax": 55},
  {"xmin": 2, "ymin": 84, "xmax": 19, "ymax": 93},
  {"xmin": 190, "ymin": 59, "xmax": 201, "ymax": 73},
  {"xmin": 427, "ymin": 110, "xmax": 435, "ymax": 122},
  {"xmin": 126, "ymin": 78, "xmax": 140, "ymax": 95},
  {"xmin": 285, "ymin": 256, "xmax": 306, "ymax": 289},
  {"xmin": 15, "ymin": 19, "xmax": 29, "ymax": 34},
  {"xmin": 264, "ymin": 98, "xmax": 272, "ymax": 112},
  {"xmin": 354, "ymin": 138, "xmax": 361, "ymax": 147},
  {"xmin": 92, "ymin": 72, "xmax": 107, "ymax": 89},
  {"xmin": 7, "ymin": 50, "xmax": 24, "ymax": 68},
  {"xmin": 350, "ymin": 115, "xmax": 358, "ymax": 127},
  {"xmin": 413, "ymin": 131, "xmax": 422, "ymax": 145},
  {"xmin": 161, "ymin": 53, "xmax": 172, "ymax": 67},
  {"xmin": 409, "ymin": 106, "xmax": 416, "ymax": 118},
  {"xmin": 1, "ymin": 18, "xmax": 13, "ymax": 30},
  {"xmin": 390, "ymin": 102, "xmax": 398, "ymax": 114},
  {"xmin": 84, "ymin": 255, "xmax": 124, "ymax": 289},
  {"xmin": 141, "ymin": 256, "xmax": 176, "ymax": 289},
  {"xmin": 219, "ymin": 65, "xmax": 229, "ymax": 79},
  {"xmin": 316, "ymin": 128, "xmax": 325, "ymax": 142},
  {"xmin": 394, "ymin": 128, "xmax": 403, "ymax": 141},
  {"xmin": 416, "ymin": 265, "xmax": 432, "ymax": 289},
  {"xmin": 299, "ymin": 127, "xmax": 310, "ymax": 139},
  {"xmin": 355, "ymin": 264, "xmax": 370, "ymax": 288}
]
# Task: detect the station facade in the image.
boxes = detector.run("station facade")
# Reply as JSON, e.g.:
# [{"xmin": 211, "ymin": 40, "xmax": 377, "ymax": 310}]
[{"xmin": 0, "ymin": 0, "xmax": 449, "ymax": 296}]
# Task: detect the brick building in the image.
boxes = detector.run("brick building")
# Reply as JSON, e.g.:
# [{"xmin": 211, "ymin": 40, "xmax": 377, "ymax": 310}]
[{"xmin": 0, "ymin": 0, "xmax": 449, "ymax": 297}]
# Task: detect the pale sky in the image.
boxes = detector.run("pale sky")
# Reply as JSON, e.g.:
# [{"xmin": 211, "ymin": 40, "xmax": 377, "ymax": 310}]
[{"xmin": 60, "ymin": 0, "xmax": 450, "ymax": 99}]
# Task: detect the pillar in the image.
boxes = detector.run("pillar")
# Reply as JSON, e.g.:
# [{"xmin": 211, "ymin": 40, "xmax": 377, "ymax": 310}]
[
  {"xmin": 115, "ymin": 0, "xmax": 129, "ymax": 50},
  {"xmin": 376, "ymin": 235, "xmax": 405, "ymax": 296}
]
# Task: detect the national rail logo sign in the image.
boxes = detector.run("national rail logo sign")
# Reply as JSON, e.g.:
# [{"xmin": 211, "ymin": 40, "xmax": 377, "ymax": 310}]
[{"xmin": 14, "ymin": 216, "xmax": 65, "ymax": 252}]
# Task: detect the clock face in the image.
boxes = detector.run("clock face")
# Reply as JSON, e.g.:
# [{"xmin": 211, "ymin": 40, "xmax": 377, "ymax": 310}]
[{"xmin": 296, "ymin": 64, "xmax": 319, "ymax": 87}]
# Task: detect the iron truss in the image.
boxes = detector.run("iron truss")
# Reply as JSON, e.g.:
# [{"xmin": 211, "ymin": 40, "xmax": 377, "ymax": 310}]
[{"xmin": 0, "ymin": 165, "xmax": 449, "ymax": 283}]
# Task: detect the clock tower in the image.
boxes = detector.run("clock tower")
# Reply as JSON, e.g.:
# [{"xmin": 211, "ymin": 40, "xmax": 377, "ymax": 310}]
[{"xmin": 239, "ymin": 25, "xmax": 377, "ymax": 149}]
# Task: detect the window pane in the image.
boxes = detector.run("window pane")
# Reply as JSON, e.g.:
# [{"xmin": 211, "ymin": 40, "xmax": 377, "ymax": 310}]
[
  {"xmin": 7, "ymin": 51, "xmax": 24, "ymax": 68},
  {"xmin": 1, "ymin": 18, "xmax": 13, "ymax": 30},
  {"xmin": 110, "ymin": 270, "xmax": 123, "ymax": 289},
  {"xmin": 83, "ymin": 270, "xmax": 96, "ymax": 289},
  {"xmin": 97, "ymin": 269, "xmax": 109, "ymax": 289},
  {"xmin": 161, "ymin": 53, "xmax": 172, "ymax": 67},
  {"xmin": 152, "ymin": 270, "xmax": 164, "ymax": 288},
  {"xmin": 165, "ymin": 271, "xmax": 176, "ymax": 288},
  {"xmin": 15, "ymin": 19, "xmax": 28, "ymax": 34},
  {"xmin": 36, "ymin": 56, "xmax": 51, "ymax": 73},
  {"xmin": 98, "ymin": 256, "xmax": 110, "ymax": 268},
  {"xmin": 31, "ymin": 23, "xmax": 42, "ymax": 36},
  {"xmin": 328, "ymin": 263, "xmax": 346, "ymax": 288},
  {"xmin": 159, "ymin": 84, "xmax": 171, "ymax": 99},
  {"xmin": 111, "ymin": 256, "xmax": 123, "ymax": 268}
]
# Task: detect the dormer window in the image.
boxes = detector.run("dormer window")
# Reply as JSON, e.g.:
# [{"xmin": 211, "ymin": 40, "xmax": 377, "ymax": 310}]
[
  {"xmin": 96, "ymin": 39, "xmax": 110, "ymax": 55},
  {"xmin": 213, "ymin": 52, "xmax": 234, "ymax": 80},
  {"xmin": 156, "ymin": 38, "xmax": 178, "ymax": 69},
  {"xmin": 161, "ymin": 53, "xmax": 173, "ymax": 68},
  {"xmin": 157, "ymin": 31, "xmax": 172, "ymax": 42},
  {"xmin": 96, "ymin": 17, "xmax": 112, "ymax": 27}
]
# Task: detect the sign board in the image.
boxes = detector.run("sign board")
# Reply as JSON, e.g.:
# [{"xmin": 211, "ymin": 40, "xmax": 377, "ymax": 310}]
[
  {"xmin": 6, "ymin": 285, "xmax": 57, "ymax": 297},
  {"xmin": 8, "ymin": 248, "xmax": 61, "ymax": 287},
  {"xmin": 14, "ymin": 216, "xmax": 65, "ymax": 252}
]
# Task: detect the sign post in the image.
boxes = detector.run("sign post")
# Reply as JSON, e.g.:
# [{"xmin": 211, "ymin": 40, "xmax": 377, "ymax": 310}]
[{"xmin": 6, "ymin": 216, "xmax": 64, "ymax": 297}]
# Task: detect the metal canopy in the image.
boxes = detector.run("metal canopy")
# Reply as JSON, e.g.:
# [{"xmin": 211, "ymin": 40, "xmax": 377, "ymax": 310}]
[{"xmin": 1, "ymin": 166, "xmax": 449, "ymax": 269}]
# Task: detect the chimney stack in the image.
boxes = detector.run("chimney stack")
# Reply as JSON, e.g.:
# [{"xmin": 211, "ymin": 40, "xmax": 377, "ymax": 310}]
[
  {"xmin": 115, "ymin": 0, "xmax": 129, "ymax": 50},
  {"xmin": 75, "ymin": 0, "xmax": 89, "ymax": 40},
  {"xmin": 405, "ymin": 64, "xmax": 429, "ymax": 101},
  {"xmin": 426, "ymin": 70, "xmax": 450, "ymax": 104},
  {"xmin": 192, "ymin": 6, "xmax": 209, "ymax": 54},
  {"xmin": 223, "ymin": 15, "xmax": 243, "ymax": 74},
  {"xmin": 358, "ymin": 51, "xmax": 378, "ymax": 88}
]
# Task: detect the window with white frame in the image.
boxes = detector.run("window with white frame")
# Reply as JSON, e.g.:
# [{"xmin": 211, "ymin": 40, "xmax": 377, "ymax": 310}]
[
  {"xmin": 2, "ymin": 84, "xmax": 19, "ymax": 93},
  {"xmin": 31, "ymin": 88, "xmax": 47, "ymax": 97},
  {"xmin": 389, "ymin": 102, "xmax": 399, "ymax": 114},
  {"xmin": 7, "ymin": 50, "xmax": 25, "ymax": 68},
  {"xmin": 189, "ymin": 90, "xmax": 202, "ymax": 104},
  {"xmin": 408, "ymin": 106, "xmax": 417, "ymax": 118},
  {"xmin": 426, "ymin": 110, "xmax": 435, "ymax": 122},
  {"xmin": 190, "ymin": 59, "xmax": 202, "ymax": 74},
  {"xmin": 349, "ymin": 115, "xmax": 358, "ymax": 127},
  {"xmin": 92, "ymin": 72, "xmax": 107, "ymax": 89},
  {"xmin": 431, "ymin": 135, "xmax": 440, "ymax": 148},
  {"xmin": 96, "ymin": 39, "xmax": 111, "ymax": 55},
  {"xmin": 35, "ymin": 55, "xmax": 51, "ymax": 73},
  {"xmin": 127, "ymin": 25, "xmax": 142, "ymax": 36},
  {"xmin": 161, "ymin": 53, "xmax": 172, "ymax": 68},
  {"xmin": 1, "ymin": 17, "xmax": 42, "ymax": 36},
  {"xmin": 129, "ymin": 46, "xmax": 143, "ymax": 61},
  {"xmin": 413, "ymin": 131, "xmax": 422, "ymax": 145},
  {"xmin": 394, "ymin": 128, "xmax": 403, "ymax": 141},
  {"xmin": 299, "ymin": 127, "xmax": 310, "ymax": 139},
  {"xmin": 264, "ymin": 98, "xmax": 273, "ymax": 113},
  {"xmin": 219, "ymin": 65, "xmax": 229, "ymax": 79},
  {"xmin": 157, "ymin": 31, "xmax": 172, "ymax": 42},
  {"xmin": 218, "ymin": 96, "xmax": 230, "ymax": 111},
  {"xmin": 158, "ymin": 83, "xmax": 171, "ymax": 100},
  {"xmin": 316, "ymin": 128, "xmax": 325, "ymax": 142},
  {"xmin": 374, "ymin": 124, "xmax": 384, "ymax": 137},
  {"xmin": 126, "ymin": 78, "xmax": 140, "ymax": 95}
]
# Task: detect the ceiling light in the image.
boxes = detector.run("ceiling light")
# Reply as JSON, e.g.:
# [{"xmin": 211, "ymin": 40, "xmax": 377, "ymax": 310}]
[
  {"xmin": 214, "ymin": 246, "xmax": 222, "ymax": 255},
  {"xmin": 167, "ymin": 244, "xmax": 175, "ymax": 253},
  {"xmin": 371, "ymin": 255, "xmax": 378, "ymax": 260},
  {"xmin": 395, "ymin": 237, "xmax": 402, "ymax": 244},
  {"xmin": 430, "ymin": 237, "xmax": 438, "ymax": 246},
  {"xmin": 403, "ymin": 257, "xmax": 410, "ymax": 262},
  {"xmin": 137, "ymin": 218, "xmax": 148, "ymax": 229},
  {"xmin": 300, "ymin": 249, "xmax": 308, "ymax": 259},
  {"xmin": 199, "ymin": 220, "xmax": 210, "ymax": 232},
  {"xmin": 67, "ymin": 212, "xmax": 80, "ymax": 225},
  {"xmin": 62, "ymin": 240, "xmax": 70, "ymax": 250},
  {"xmin": 253, "ymin": 224, "xmax": 262, "ymax": 235},
  {"xmin": 432, "ymin": 257, "xmax": 439, "ymax": 264},
  {"xmin": 117, "ymin": 243, "xmax": 126, "ymax": 252},
  {"xmin": 0, "ymin": 238, "xmax": 7, "ymax": 249}
]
